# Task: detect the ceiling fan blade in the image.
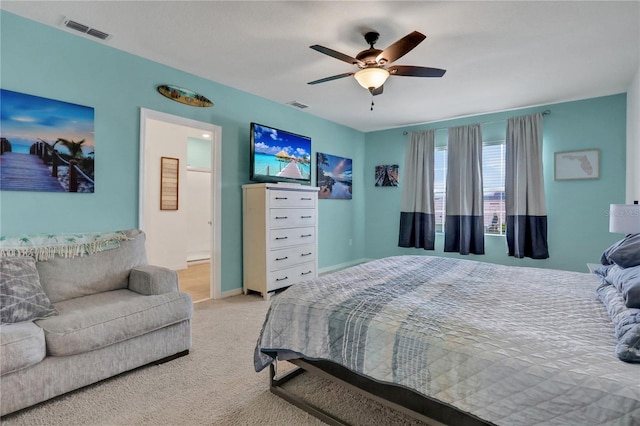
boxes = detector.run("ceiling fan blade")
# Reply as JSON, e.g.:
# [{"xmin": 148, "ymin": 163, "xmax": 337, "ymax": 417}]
[
  {"xmin": 308, "ymin": 72, "xmax": 354, "ymax": 85},
  {"xmin": 310, "ymin": 45, "xmax": 363, "ymax": 66},
  {"xmin": 388, "ymin": 65, "xmax": 446, "ymax": 77},
  {"xmin": 376, "ymin": 31, "xmax": 426, "ymax": 65},
  {"xmin": 370, "ymin": 85, "xmax": 384, "ymax": 96}
]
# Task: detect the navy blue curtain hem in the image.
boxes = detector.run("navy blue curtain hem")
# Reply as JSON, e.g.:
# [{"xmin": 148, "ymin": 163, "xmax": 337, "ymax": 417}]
[
  {"xmin": 443, "ymin": 215, "xmax": 485, "ymax": 255},
  {"xmin": 398, "ymin": 212, "xmax": 435, "ymax": 250},
  {"xmin": 506, "ymin": 215, "xmax": 549, "ymax": 259}
]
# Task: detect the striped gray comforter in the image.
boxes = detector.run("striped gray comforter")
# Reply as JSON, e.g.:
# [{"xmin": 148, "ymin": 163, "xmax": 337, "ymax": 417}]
[{"xmin": 255, "ymin": 256, "xmax": 640, "ymax": 425}]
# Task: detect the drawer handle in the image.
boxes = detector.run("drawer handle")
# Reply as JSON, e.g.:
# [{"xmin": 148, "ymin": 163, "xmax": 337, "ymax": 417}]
[
  {"xmin": 301, "ymin": 252, "xmax": 312, "ymax": 257},
  {"xmin": 275, "ymin": 276, "xmax": 288, "ymax": 282},
  {"xmin": 275, "ymin": 216, "xmax": 288, "ymax": 220},
  {"xmin": 275, "ymin": 236, "xmax": 288, "ymax": 240},
  {"xmin": 300, "ymin": 197, "xmax": 312, "ymax": 200},
  {"xmin": 301, "ymin": 271, "xmax": 312, "ymax": 275},
  {"xmin": 275, "ymin": 256, "xmax": 289, "ymax": 261},
  {"xmin": 301, "ymin": 234, "xmax": 312, "ymax": 238},
  {"xmin": 300, "ymin": 215, "xmax": 312, "ymax": 219},
  {"xmin": 275, "ymin": 197, "xmax": 288, "ymax": 200}
]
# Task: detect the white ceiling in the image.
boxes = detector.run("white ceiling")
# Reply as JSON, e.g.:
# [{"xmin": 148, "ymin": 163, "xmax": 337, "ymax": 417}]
[{"xmin": 2, "ymin": 1, "xmax": 638, "ymax": 132}]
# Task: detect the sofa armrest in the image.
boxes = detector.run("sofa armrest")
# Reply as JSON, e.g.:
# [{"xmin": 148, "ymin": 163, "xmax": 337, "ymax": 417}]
[{"xmin": 129, "ymin": 265, "xmax": 179, "ymax": 295}]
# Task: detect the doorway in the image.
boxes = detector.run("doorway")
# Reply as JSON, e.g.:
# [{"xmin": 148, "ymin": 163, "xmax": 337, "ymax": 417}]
[{"xmin": 138, "ymin": 108, "xmax": 222, "ymax": 300}]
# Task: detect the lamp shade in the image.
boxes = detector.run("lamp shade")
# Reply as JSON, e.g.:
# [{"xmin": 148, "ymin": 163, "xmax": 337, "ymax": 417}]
[
  {"xmin": 354, "ymin": 68, "xmax": 390, "ymax": 90},
  {"xmin": 609, "ymin": 204, "xmax": 640, "ymax": 234}
]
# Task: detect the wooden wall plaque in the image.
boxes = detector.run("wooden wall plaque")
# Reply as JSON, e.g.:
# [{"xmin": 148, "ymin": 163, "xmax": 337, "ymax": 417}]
[{"xmin": 160, "ymin": 156, "xmax": 179, "ymax": 210}]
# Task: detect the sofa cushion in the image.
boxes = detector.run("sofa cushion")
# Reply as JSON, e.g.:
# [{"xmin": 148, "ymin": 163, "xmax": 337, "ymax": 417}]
[
  {"xmin": 1, "ymin": 257, "xmax": 58, "ymax": 324},
  {"xmin": 36, "ymin": 289, "xmax": 193, "ymax": 357},
  {"xmin": 36, "ymin": 229, "xmax": 148, "ymax": 303},
  {"xmin": 0, "ymin": 321, "xmax": 46, "ymax": 375}
]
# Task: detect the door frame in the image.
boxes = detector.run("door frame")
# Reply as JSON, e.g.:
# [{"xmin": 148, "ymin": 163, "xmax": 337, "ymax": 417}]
[{"xmin": 138, "ymin": 108, "xmax": 222, "ymax": 299}]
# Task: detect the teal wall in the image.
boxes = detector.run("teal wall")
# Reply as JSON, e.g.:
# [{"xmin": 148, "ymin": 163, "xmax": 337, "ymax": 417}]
[
  {"xmin": 364, "ymin": 94, "xmax": 627, "ymax": 272},
  {"xmin": 0, "ymin": 11, "xmax": 366, "ymax": 292},
  {"xmin": 0, "ymin": 11, "xmax": 628, "ymax": 289}
]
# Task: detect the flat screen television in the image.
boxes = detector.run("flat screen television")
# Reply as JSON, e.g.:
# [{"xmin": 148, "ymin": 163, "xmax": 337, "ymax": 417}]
[{"xmin": 250, "ymin": 122, "xmax": 312, "ymax": 185}]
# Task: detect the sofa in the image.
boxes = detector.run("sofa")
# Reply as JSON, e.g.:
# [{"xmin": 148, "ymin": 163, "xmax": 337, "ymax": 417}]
[{"xmin": 0, "ymin": 229, "xmax": 193, "ymax": 416}]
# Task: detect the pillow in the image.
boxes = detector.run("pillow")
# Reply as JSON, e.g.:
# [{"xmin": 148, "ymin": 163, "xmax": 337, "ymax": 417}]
[
  {"xmin": 600, "ymin": 233, "xmax": 640, "ymax": 268},
  {"xmin": 604, "ymin": 264, "xmax": 640, "ymax": 309},
  {"xmin": 0, "ymin": 257, "xmax": 57, "ymax": 324},
  {"xmin": 594, "ymin": 264, "xmax": 615, "ymax": 278}
]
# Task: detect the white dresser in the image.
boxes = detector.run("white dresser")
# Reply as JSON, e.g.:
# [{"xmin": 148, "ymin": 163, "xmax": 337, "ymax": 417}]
[{"xmin": 242, "ymin": 183, "xmax": 320, "ymax": 299}]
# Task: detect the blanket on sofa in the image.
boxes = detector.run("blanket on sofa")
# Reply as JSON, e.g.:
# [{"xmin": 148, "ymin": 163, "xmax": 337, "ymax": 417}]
[{"xmin": 0, "ymin": 231, "xmax": 129, "ymax": 261}]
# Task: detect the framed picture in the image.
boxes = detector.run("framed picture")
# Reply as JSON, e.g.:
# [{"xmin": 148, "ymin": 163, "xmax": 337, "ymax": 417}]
[
  {"xmin": 0, "ymin": 89, "xmax": 95, "ymax": 193},
  {"xmin": 316, "ymin": 152, "xmax": 352, "ymax": 199},
  {"xmin": 160, "ymin": 156, "xmax": 179, "ymax": 210},
  {"xmin": 375, "ymin": 164, "xmax": 399, "ymax": 187},
  {"xmin": 554, "ymin": 149, "xmax": 600, "ymax": 180}
]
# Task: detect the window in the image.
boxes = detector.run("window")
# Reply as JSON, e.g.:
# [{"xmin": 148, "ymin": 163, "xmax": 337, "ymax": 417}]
[
  {"xmin": 434, "ymin": 147, "xmax": 447, "ymax": 233},
  {"xmin": 482, "ymin": 142, "xmax": 506, "ymax": 235},
  {"xmin": 434, "ymin": 140, "xmax": 506, "ymax": 235}
]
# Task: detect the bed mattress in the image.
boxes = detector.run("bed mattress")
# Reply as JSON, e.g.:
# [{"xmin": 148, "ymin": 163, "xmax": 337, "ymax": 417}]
[{"xmin": 255, "ymin": 255, "xmax": 640, "ymax": 425}]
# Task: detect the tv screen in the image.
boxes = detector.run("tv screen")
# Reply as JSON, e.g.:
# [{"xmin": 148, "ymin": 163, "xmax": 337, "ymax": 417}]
[{"xmin": 250, "ymin": 122, "xmax": 312, "ymax": 185}]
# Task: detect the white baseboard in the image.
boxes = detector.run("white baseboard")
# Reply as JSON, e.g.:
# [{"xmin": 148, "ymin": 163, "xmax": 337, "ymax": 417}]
[
  {"xmin": 318, "ymin": 258, "xmax": 372, "ymax": 275},
  {"xmin": 167, "ymin": 262, "xmax": 188, "ymax": 271},
  {"xmin": 187, "ymin": 253, "xmax": 210, "ymax": 263}
]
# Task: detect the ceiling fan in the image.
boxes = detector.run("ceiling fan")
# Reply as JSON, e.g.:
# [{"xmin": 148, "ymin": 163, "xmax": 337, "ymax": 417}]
[{"xmin": 308, "ymin": 30, "xmax": 446, "ymax": 97}]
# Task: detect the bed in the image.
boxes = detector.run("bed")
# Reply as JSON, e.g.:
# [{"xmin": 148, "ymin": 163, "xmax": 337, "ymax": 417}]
[{"xmin": 254, "ymin": 255, "xmax": 640, "ymax": 425}]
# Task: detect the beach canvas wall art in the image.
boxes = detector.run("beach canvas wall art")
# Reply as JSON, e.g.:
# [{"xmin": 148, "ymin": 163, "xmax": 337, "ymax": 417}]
[
  {"xmin": 375, "ymin": 164, "xmax": 399, "ymax": 187},
  {"xmin": 0, "ymin": 89, "xmax": 95, "ymax": 193},
  {"xmin": 317, "ymin": 152, "xmax": 352, "ymax": 200}
]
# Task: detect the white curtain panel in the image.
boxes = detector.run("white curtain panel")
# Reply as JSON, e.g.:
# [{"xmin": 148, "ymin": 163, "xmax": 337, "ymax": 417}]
[
  {"xmin": 505, "ymin": 112, "xmax": 549, "ymax": 259},
  {"xmin": 398, "ymin": 130, "xmax": 436, "ymax": 250},
  {"xmin": 444, "ymin": 124, "xmax": 485, "ymax": 255}
]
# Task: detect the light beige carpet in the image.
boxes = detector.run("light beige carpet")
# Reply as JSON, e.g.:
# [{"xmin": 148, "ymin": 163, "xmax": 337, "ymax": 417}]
[{"xmin": 1, "ymin": 295, "xmax": 427, "ymax": 426}]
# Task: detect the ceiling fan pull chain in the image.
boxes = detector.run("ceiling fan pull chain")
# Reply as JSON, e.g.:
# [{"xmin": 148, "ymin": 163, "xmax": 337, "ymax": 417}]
[{"xmin": 370, "ymin": 92, "xmax": 374, "ymax": 111}]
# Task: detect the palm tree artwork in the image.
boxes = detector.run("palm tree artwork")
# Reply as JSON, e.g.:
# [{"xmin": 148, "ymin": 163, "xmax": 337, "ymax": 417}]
[
  {"xmin": 316, "ymin": 152, "xmax": 352, "ymax": 200},
  {"xmin": 1, "ymin": 88, "xmax": 95, "ymax": 193},
  {"xmin": 56, "ymin": 138, "xmax": 86, "ymax": 159}
]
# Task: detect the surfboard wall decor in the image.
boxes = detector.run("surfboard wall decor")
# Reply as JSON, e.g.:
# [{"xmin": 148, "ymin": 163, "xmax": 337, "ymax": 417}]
[{"xmin": 157, "ymin": 85, "xmax": 213, "ymax": 107}]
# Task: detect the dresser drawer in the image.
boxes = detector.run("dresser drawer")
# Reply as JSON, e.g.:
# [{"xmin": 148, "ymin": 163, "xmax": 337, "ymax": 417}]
[
  {"xmin": 269, "ymin": 190, "xmax": 316, "ymax": 208},
  {"xmin": 269, "ymin": 226, "xmax": 315, "ymax": 249},
  {"xmin": 267, "ymin": 262, "xmax": 316, "ymax": 292},
  {"xmin": 269, "ymin": 208, "xmax": 316, "ymax": 228},
  {"xmin": 268, "ymin": 245, "xmax": 315, "ymax": 270}
]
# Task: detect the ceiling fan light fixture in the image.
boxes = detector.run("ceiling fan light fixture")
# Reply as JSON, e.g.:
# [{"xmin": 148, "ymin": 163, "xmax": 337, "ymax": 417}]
[{"xmin": 354, "ymin": 68, "xmax": 389, "ymax": 90}]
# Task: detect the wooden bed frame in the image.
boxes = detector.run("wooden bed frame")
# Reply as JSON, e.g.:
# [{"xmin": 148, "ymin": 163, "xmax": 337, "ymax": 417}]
[{"xmin": 270, "ymin": 358, "xmax": 494, "ymax": 426}]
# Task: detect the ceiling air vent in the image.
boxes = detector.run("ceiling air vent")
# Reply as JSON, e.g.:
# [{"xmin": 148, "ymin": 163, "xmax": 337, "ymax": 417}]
[
  {"xmin": 287, "ymin": 101, "xmax": 310, "ymax": 110},
  {"xmin": 62, "ymin": 18, "xmax": 112, "ymax": 41}
]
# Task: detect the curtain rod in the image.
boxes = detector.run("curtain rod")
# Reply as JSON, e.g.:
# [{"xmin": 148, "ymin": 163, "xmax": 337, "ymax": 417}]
[{"xmin": 402, "ymin": 110, "xmax": 551, "ymax": 135}]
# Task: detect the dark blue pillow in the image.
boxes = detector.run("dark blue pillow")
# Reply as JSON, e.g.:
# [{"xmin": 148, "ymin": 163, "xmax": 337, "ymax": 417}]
[
  {"xmin": 601, "ymin": 233, "xmax": 640, "ymax": 268},
  {"xmin": 604, "ymin": 265, "xmax": 640, "ymax": 308}
]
